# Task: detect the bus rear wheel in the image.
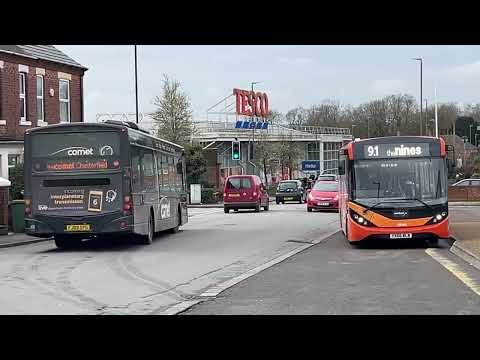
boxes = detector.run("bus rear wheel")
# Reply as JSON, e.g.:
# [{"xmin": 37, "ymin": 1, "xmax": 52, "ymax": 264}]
[
  {"xmin": 169, "ymin": 209, "xmax": 181, "ymax": 234},
  {"xmin": 139, "ymin": 215, "xmax": 154, "ymax": 245}
]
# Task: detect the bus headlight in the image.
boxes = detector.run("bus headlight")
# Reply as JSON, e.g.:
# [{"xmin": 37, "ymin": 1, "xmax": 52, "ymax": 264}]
[
  {"xmin": 436, "ymin": 214, "xmax": 443, "ymax": 221},
  {"xmin": 350, "ymin": 210, "xmax": 373, "ymax": 226}
]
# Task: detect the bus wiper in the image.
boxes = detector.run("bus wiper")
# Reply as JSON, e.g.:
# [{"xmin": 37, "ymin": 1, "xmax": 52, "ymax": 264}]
[
  {"xmin": 363, "ymin": 200, "xmax": 400, "ymax": 214},
  {"xmin": 400, "ymin": 198, "xmax": 435, "ymax": 212},
  {"xmin": 363, "ymin": 198, "xmax": 434, "ymax": 214}
]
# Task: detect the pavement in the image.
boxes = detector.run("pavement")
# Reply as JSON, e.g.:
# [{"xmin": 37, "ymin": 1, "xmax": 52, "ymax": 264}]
[
  {"xmin": 448, "ymin": 206, "xmax": 480, "ymax": 270},
  {"xmin": 0, "ymin": 232, "xmax": 52, "ymax": 248}
]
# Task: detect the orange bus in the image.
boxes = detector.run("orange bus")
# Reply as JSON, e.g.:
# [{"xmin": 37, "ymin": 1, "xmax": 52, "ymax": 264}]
[{"xmin": 338, "ymin": 136, "xmax": 449, "ymax": 246}]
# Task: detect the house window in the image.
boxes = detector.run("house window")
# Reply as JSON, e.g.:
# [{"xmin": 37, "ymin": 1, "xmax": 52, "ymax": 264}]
[
  {"xmin": 19, "ymin": 73, "xmax": 26, "ymax": 122},
  {"xmin": 36, "ymin": 75, "xmax": 44, "ymax": 122},
  {"xmin": 59, "ymin": 79, "xmax": 70, "ymax": 123},
  {"xmin": 8, "ymin": 154, "xmax": 21, "ymax": 168}
]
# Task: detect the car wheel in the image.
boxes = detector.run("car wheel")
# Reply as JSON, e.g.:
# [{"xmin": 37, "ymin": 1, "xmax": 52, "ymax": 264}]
[
  {"xmin": 264, "ymin": 203, "xmax": 270, "ymax": 211},
  {"xmin": 276, "ymin": 200, "xmax": 280, "ymax": 205},
  {"xmin": 234, "ymin": 209, "xmax": 239, "ymax": 212},
  {"xmin": 224, "ymin": 207, "xmax": 230, "ymax": 214},
  {"xmin": 255, "ymin": 202, "xmax": 261, "ymax": 212},
  {"xmin": 307, "ymin": 207, "xmax": 312, "ymax": 212}
]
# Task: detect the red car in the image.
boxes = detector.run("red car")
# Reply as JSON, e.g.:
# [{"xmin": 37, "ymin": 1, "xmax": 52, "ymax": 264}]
[
  {"xmin": 223, "ymin": 175, "xmax": 270, "ymax": 213},
  {"xmin": 307, "ymin": 180, "xmax": 339, "ymax": 212}
]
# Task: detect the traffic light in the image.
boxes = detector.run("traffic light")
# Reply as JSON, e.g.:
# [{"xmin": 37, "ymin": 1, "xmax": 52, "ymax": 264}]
[{"xmin": 232, "ymin": 141, "xmax": 241, "ymax": 160}]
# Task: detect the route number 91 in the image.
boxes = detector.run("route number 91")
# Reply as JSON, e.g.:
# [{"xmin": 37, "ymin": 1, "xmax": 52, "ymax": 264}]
[{"xmin": 367, "ymin": 145, "xmax": 379, "ymax": 157}]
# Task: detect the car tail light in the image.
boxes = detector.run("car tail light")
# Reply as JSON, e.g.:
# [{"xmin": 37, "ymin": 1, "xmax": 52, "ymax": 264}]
[
  {"xmin": 123, "ymin": 195, "xmax": 132, "ymax": 215},
  {"xmin": 223, "ymin": 193, "xmax": 227, "ymax": 198},
  {"xmin": 253, "ymin": 192, "xmax": 257, "ymax": 197},
  {"xmin": 113, "ymin": 160, "xmax": 120, "ymax": 168},
  {"xmin": 120, "ymin": 221, "xmax": 128, "ymax": 229}
]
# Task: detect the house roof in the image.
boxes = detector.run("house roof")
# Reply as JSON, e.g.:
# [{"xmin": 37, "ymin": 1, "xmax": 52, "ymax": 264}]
[{"xmin": 0, "ymin": 45, "xmax": 87, "ymax": 70}]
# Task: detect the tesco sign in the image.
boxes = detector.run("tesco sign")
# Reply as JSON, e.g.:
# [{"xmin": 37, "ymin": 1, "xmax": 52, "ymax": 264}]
[{"xmin": 233, "ymin": 88, "xmax": 269, "ymax": 118}]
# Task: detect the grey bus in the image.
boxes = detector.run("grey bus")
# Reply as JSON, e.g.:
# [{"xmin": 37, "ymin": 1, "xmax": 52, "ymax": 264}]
[{"xmin": 24, "ymin": 121, "xmax": 188, "ymax": 248}]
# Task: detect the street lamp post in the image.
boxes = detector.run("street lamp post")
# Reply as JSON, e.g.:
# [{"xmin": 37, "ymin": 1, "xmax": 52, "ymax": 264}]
[
  {"xmin": 413, "ymin": 58, "xmax": 423, "ymax": 136},
  {"xmin": 134, "ymin": 45, "xmax": 139, "ymax": 125},
  {"xmin": 424, "ymin": 99, "xmax": 428, "ymax": 135},
  {"xmin": 470, "ymin": 124, "xmax": 474, "ymax": 144},
  {"xmin": 352, "ymin": 124, "xmax": 356, "ymax": 138}
]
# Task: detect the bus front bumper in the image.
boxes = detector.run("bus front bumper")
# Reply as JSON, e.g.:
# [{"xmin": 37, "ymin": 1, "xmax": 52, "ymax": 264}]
[
  {"xmin": 348, "ymin": 217, "xmax": 449, "ymax": 242},
  {"xmin": 25, "ymin": 214, "xmax": 134, "ymax": 238}
]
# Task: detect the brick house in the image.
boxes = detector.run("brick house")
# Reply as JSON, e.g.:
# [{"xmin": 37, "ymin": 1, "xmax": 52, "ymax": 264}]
[{"xmin": 0, "ymin": 45, "xmax": 87, "ymax": 179}]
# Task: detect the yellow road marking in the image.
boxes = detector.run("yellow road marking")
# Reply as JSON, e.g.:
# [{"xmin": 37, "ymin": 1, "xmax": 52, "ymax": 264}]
[{"xmin": 425, "ymin": 248, "xmax": 480, "ymax": 297}]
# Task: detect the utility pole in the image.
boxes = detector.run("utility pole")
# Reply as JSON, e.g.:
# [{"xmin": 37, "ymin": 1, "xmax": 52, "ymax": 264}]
[
  {"xmin": 434, "ymin": 86, "xmax": 439, "ymax": 138},
  {"xmin": 413, "ymin": 58, "xmax": 423, "ymax": 135},
  {"xmin": 134, "ymin": 45, "xmax": 139, "ymax": 125}
]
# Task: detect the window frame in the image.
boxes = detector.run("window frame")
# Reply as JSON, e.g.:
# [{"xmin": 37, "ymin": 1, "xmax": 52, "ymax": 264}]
[
  {"xmin": 36, "ymin": 75, "xmax": 45, "ymax": 122},
  {"xmin": 59, "ymin": 79, "xmax": 70, "ymax": 123},
  {"xmin": 19, "ymin": 72, "xmax": 27, "ymax": 123}
]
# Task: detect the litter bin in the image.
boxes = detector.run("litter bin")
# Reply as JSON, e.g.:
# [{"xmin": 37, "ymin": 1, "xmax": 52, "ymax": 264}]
[{"xmin": 10, "ymin": 200, "xmax": 25, "ymax": 233}]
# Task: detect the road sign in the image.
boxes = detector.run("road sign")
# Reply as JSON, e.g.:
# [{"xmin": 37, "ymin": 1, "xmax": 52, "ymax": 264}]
[{"xmin": 301, "ymin": 160, "xmax": 320, "ymax": 171}]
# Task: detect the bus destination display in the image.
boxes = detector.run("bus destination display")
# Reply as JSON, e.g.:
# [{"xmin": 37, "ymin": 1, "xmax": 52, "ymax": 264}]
[{"xmin": 363, "ymin": 143, "xmax": 431, "ymax": 158}]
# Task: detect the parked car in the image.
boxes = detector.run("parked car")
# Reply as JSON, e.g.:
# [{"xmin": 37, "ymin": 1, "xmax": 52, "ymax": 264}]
[
  {"xmin": 451, "ymin": 178, "xmax": 480, "ymax": 187},
  {"xmin": 223, "ymin": 175, "xmax": 269, "ymax": 213},
  {"xmin": 307, "ymin": 180, "xmax": 339, "ymax": 212},
  {"xmin": 276, "ymin": 180, "xmax": 306, "ymax": 204},
  {"xmin": 317, "ymin": 174, "xmax": 337, "ymax": 181}
]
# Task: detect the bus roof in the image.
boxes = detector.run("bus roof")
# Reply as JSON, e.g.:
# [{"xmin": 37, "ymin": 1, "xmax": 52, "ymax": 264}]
[{"xmin": 25, "ymin": 122, "xmax": 184, "ymax": 151}]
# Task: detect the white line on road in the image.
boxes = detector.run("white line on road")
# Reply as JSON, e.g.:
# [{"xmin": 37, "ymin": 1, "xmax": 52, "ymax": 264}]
[
  {"xmin": 158, "ymin": 228, "xmax": 340, "ymax": 315},
  {"xmin": 425, "ymin": 248, "xmax": 480, "ymax": 297}
]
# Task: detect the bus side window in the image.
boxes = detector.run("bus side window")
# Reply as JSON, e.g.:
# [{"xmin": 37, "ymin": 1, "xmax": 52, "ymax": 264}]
[
  {"xmin": 141, "ymin": 149, "xmax": 157, "ymax": 193},
  {"xmin": 168, "ymin": 155, "xmax": 175, "ymax": 192},
  {"xmin": 156, "ymin": 152, "xmax": 163, "ymax": 191},
  {"xmin": 131, "ymin": 146, "xmax": 142, "ymax": 193},
  {"xmin": 161, "ymin": 154, "xmax": 169, "ymax": 191}
]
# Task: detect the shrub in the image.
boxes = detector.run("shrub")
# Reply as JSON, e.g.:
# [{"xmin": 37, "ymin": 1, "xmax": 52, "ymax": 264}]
[{"xmin": 8, "ymin": 163, "xmax": 24, "ymax": 201}]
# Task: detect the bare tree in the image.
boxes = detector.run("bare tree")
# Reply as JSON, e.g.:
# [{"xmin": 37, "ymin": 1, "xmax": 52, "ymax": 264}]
[{"xmin": 152, "ymin": 74, "xmax": 194, "ymax": 146}]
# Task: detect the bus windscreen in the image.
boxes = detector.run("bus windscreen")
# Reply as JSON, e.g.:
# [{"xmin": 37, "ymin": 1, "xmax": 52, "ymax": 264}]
[{"xmin": 353, "ymin": 158, "xmax": 447, "ymax": 205}]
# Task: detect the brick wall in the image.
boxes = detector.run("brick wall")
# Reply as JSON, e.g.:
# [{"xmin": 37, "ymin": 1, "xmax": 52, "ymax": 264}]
[
  {"xmin": 448, "ymin": 186, "xmax": 480, "ymax": 201},
  {"xmin": 0, "ymin": 52, "xmax": 85, "ymax": 141}
]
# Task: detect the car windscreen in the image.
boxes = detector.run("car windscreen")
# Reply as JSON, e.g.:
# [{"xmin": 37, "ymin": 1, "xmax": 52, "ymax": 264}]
[
  {"xmin": 226, "ymin": 178, "xmax": 252, "ymax": 190},
  {"xmin": 30, "ymin": 131, "xmax": 121, "ymax": 172},
  {"xmin": 278, "ymin": 182, "xmax": 298, "ymax": 191},
  {"xmin": 313, "ymin": 182, "xmax": 338, "ymax": 191}
]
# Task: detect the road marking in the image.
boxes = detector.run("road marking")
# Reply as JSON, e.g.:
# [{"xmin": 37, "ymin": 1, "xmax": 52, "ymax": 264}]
[
  {"xmin": 425, "ymin": 248, "xmax": 480, "ymax": 297},
  {"xmin": 158, "ymin": 228, "xmax": 340, "ymax": 315}
]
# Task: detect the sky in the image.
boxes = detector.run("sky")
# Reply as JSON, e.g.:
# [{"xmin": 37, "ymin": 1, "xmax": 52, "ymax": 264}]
[{"xmin": 56, "ymin": 45, "xmax": 480, "ymax": 123}]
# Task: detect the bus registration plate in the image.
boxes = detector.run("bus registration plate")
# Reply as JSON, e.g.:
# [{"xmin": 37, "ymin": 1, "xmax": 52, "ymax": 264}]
[
  {"xmin": 66, "ymin": 224, "xmax": 91, "ymax": 232},
  {"xmin": 389, "ymin": 233, "xmax": 412, "ymax": 239}
]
